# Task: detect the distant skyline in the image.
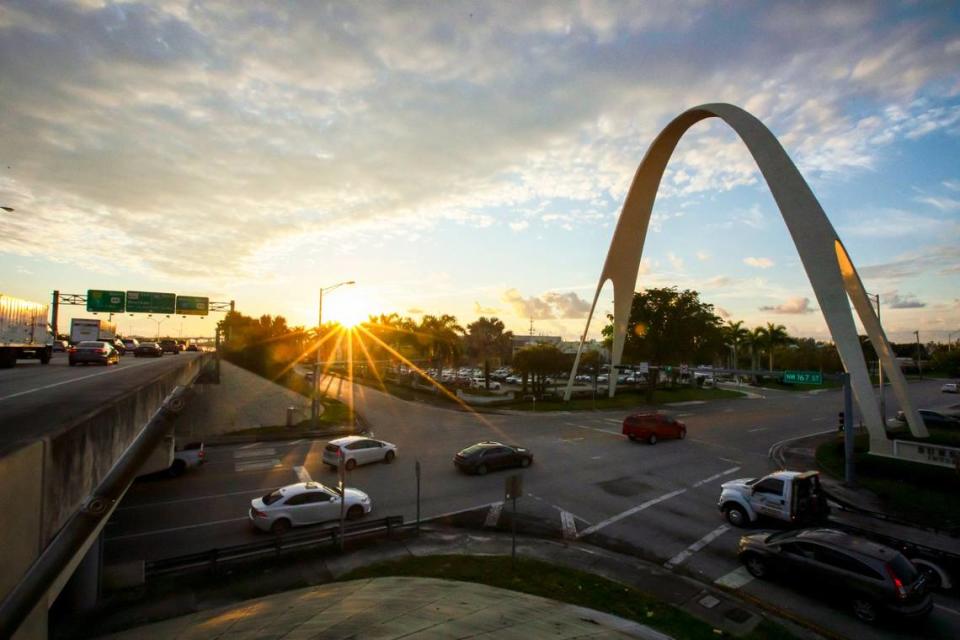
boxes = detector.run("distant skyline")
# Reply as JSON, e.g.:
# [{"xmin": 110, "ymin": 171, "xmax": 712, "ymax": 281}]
[{"xmin": 1, "ymin": 1, "xmax": 958, "ymax": 343}]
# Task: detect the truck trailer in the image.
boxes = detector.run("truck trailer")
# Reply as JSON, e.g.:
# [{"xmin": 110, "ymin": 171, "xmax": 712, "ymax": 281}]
[
  {"xmin": 69, "ymin": 317, "xmax": 117, "ymax": 344},
  {"xmin": 0, "ymin": 293, "xmax": 53, "ymax": 368}
]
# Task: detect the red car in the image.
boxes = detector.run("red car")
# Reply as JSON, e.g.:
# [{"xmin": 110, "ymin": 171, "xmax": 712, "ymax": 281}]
[{"xmin": 622, "ymin": 412, "xmax": 686, "ymax": 445}]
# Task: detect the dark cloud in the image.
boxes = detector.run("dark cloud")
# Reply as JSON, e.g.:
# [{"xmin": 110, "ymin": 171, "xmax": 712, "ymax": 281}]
[
  {"xmin": 759, "ymin": 297, "xmax": 816, "ymax": 314},
  {"xmin": 885, "ymin": 292, "xmax": 926, "ymax": 309}
]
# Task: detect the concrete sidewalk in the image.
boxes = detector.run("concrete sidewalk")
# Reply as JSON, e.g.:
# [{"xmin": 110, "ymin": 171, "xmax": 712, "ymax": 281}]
[{"xmin": 176, "ymin": 361, "xmax": 314, "ymax": 438}]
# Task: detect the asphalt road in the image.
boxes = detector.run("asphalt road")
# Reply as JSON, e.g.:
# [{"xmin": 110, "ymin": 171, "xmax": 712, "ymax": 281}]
[
  {"xmin": 105, "ymin": 374, "xmax": 960, "ymax": 639},
  {"xmin": 0, "ymin": 351, "xmax": 204, "ymax": 451}
]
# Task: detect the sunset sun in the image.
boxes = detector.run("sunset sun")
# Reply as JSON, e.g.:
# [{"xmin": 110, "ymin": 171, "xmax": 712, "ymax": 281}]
[{"xmin": 325, "ymin": 288, "xmax": 374, "ymax": 327}]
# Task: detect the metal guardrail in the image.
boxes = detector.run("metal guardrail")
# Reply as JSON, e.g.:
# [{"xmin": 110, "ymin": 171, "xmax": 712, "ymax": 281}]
[{"xmin": 146, "ymin": 515, "xmax": 404, "ymax": 577}]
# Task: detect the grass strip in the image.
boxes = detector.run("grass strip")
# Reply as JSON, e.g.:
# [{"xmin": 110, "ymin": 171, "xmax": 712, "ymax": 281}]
[{"xmin": 339, "ymin": 555, "xmax": 799, "ymax": 640}]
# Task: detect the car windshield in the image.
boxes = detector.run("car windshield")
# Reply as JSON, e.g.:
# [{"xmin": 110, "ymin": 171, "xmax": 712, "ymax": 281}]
[
  {"xmin": 460, "ymin": 444, "xmax": 488, "ymax": 456},
  {"xmin": 78, "ymin": 341, "xmax": 105, "ymax": 347},
  {"xmin": 262, "ymin": 490, "xmax": 284, "ymax": 506}
]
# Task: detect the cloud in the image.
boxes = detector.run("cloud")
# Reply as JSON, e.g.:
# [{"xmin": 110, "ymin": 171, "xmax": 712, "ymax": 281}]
[
  {"xmin": 508, "ymin": 220, "xmax": 529, "ymax": 232},
  {"xmin": 916, "ymin": 195, "xmax": 960, "ymax": 212},
  {"xmin": 858, "ymin": 245, "xmax": 960, "ymax": 281},
  {"xmin": 473, "ymin": 301, "xmax": 500, "ymax": 315},
  {"xmin": 744, "ymin": 257, "xmax": 775, "ymax": 269},
  {"xmin": 667, "ymin": 252, "xmax": 684, "ymax": 271},
  {"xmin": 885, "ymin": 292, "xmax": 926, "ymax": 309},
  {"xmin": 944, "ymin": 179, "xmax": 960, "ymax": 192},
  {"xmin": 703, "ymin": 275, "xmax": 733, "ymax": 288},
  {"xmin": 696, "ymin": 251, "xmax": 711, "ymax": 261},
  {"xmin": 501, "ymin": 288, "xmax": 591, "ymax": 320},
  {"xmin": 406, "ymin": 307, "xmax": 424, "ymax": 315},
  {"xmin": 759, "ymin": 297, "xmax": 816, "ymax": 314}
]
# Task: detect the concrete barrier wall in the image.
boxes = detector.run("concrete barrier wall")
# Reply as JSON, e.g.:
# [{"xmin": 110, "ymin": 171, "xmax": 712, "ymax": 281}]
[{"xmin": 40, "ymin": 353, "xmax": 213, "ymax": 543}]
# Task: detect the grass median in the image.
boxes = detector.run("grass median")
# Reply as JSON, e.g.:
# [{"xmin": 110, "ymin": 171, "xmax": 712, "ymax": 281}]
[{"xmin": 340, "ymin": 555, "xmax": 798, "ymax": 640}]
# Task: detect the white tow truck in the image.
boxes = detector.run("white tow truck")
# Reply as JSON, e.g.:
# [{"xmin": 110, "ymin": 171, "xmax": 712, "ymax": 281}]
[{"xmin": 719, "ymin": 470, "xmax": 960, "ymax": 591}]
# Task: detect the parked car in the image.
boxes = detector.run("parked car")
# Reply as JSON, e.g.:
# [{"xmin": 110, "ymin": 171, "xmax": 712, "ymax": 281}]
[
  {"xmin": 134, "ymin": 341, "xmax": 163, "ymax": 357},
  {"xmin": 622, "ymin": 412, "xmax": 687, "ymax": 444},
  {"xmin": 169, "ymin": 441, "xmax": 206, "ymax": 477},
  {"xmin": 738, "ymin": 528, "xmax": 932, "ymax": 623},
  {"xmin": 248, "ymin": 481, "xmax": 372, "ymax": 534},
  {"xmin": 51, "ymin": 340, "xmax": 69, "ymax": 352},
  {"xmin": 68, "ymin": 341, "xmax": 120, "ymax": 366},
  {"xmin": 159, "ymin": 339, "xmax": 181, "ymax": 354},
  {"xmin": 121, "ymin": 337, "xmax": 139, "ymax": 353},
  {"xmin": 942, "ymin": 383, "xmax": 958, "ymax": 394},
  {"xmin": 186, "ymin": 343, "xmax": 200, "ymax": 352},
  {"xmin": 454, "ymin": 441, "xmax": 533, "ymax": 475},
  {"xmin": 470, "ymin": 377, "xmax": 502, "ymax": 391},
  {"xmin": 323, "ymin": 436, "xmax": 397, "ymax": 470},
  {"xmin": 893, "ymin": 409, "xmax": 960, "ymax": 429}
]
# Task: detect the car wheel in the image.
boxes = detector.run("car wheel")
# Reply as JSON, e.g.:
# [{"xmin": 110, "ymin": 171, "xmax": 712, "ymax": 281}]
[
  {"xmin": 384, "ymin": 450, "xmax": 396, "ymax": 464},
  {"xmin": 345, "ymin": 458, "xmax": 357, "ymax": 471},
  {"xmin": 347, "ymin": 505, "xmax": 364, "ymax": 520},
  {"xmin": 271, "ymin": 518, "xmax": 291, "ymax": 535},
  {"xmin": 520, "ymin": 457, "xmax": 531, "ymax": 468},
  {"xmin": 918, "ymin": 565, "xmax": 943, "ymax": 591},
  {"xmin": 167, "ymin": 459, "xmax": 186, "ymax": 478},
  {"xmin": 743, "ymin": 553, "xmax": 768, "ymax": 579},
  {"xmin": 725, "ymin": 504, "xmax": 748, "ymax": 527},
  {"xmin": 852, "ymin": 597, "xmax": 879, "ymax": 624},
  {"xmin": 678, "ymin": 427, "xmax": 687, "ymax": 440},
  {"xmin": 648, "ymin": 433, "xmax": 657, "ymax": 445},
  {"xmin": 476, "ymin": 464, "xmax": 488, "ymax": 476}
]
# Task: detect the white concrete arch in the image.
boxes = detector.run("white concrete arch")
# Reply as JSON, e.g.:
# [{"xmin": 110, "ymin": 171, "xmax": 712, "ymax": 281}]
[{"xmin": 563, "ymin": 103, "xmax": 925, "ymax": 453}]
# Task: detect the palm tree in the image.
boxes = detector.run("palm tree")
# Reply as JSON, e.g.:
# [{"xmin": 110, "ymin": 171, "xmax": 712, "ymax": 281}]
[
  {"xmin": 418, "ymin": 314, "xmax": 464, "ymax": 376},
  {"xmin": 465, "ymin": 317, "xmax": 513, "ymax": 389},
  {"xmin": 756, "ymin": 322, "xmax": 791, "ymax": 371},
  {"xmin": 723, "ymin": 320, "xmax": 750, "ymax": 369}
]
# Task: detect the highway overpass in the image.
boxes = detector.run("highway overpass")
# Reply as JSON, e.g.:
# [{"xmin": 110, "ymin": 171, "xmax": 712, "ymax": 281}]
[{"xmin": 0, "ymin": 351, "xmax": 215, "ymax": 639}]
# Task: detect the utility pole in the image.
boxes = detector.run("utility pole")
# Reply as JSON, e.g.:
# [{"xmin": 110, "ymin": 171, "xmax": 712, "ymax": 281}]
[
  {"xmin": 51, "ymin": 290, "xmax": 60, "ymax": 339},
  {"xmin": 312, "ymin": 281, "xmax": 354, "ymax": 427},
  {"xmin": 914, "ymin": 330, "xmax": 922, "ymax": 379}
]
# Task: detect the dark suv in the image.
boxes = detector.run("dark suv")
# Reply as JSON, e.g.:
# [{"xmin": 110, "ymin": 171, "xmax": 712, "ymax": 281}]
[
  {"xmin": 454, "ymin": 441, "xmax": 533, "ymax": 475},
  {"xmin": 738, "ymin": 528, "xmax": 931, "ymax": 623},
  {"xmin": 159, "ymin": 339, "xmax": 181, "ymax": 354}
]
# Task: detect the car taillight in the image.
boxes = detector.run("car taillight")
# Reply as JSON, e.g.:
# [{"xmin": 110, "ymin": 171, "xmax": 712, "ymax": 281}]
[
  {"xmin": 198, "ymin": 449, "xmax": 206, "ymax": 460},
  {"xmin": 886, "ymin": 565, "xmax": 908, "ymax": 600},
  {"xmin": 251, "ymin": 508, "xmax": 267, "ymax": 518},
  {"xmin": 68, "ymin": 347, "xmax": 76, "ymax": 353}
]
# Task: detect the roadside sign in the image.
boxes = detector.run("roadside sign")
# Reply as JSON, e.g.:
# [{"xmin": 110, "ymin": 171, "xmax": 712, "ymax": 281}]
[
  {"xmin": 126, "ymin": 290, "xmax": 176, "ymax": 314},
  {"xmin": 86, "ymin": 289, "xmax": 125, "ymax": 313},
  {"xmin": 505, "ymin": 474, "xmax": 523, "ymax": 501},
  {"xmin": 176, "ymin": 295, "xmax": 209, "ymax": 316},
  {"xmin": 638, "ymin": 362, "xmax": 649, "ymax": 374},
  {"xmin": 783, "ymin": 370, "xmax": 823, "ymax": 385}
]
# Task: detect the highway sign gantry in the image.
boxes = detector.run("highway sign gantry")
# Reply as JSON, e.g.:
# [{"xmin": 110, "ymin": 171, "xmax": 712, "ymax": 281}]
[
  {"xmin": 783, "ymin": 370, "xmax": 823, "ymax": 385},
  {"xmin": 126, "ymin": 291, "xmax": 176, "ymax": 314},
  {"xmin": 86, "ymin": 289, "xmax": 125, "ymax": 313},
  {"xmin": 175, "ymin": 296, "xmax": 209, "ymax": 316}
]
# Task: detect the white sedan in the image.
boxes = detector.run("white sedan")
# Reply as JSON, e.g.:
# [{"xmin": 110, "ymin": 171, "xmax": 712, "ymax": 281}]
[
  {"xmin": 323, "ymin": 435, "xmax": 397, "ymax": 470},
  {"xmin": 942, "ymin": 382, "xmax": 958, "ymax": 394},
  {"xmin": 249, "ymin": 482, "xmax": 372, "ymax": 534}
]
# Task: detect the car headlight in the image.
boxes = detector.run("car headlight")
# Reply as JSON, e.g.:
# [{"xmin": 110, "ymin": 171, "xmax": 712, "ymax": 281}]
[{"xmin": 361, "ymin": 496, "xmax": 370, "ymax": 503}]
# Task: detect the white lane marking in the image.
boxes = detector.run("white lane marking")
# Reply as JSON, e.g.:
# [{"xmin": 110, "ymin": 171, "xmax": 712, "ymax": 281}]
[
  {"xmin": 664, "ymin": 525, "xmax": 730, "ymax": 569},
  {"xmin": 714, "ymin": 566, "xmax": 755, "ymax": 590},
  {"xmin": 572, "ymin": 424, "xmax": 625, "ymax": 438},
  {"xmin": 665, "ymin": 400, "xmax": 705, "ymax": 406},
  {"xmin": 235, "ymin": 460, "xmax": 282, "ymax": 472},
  {"xmin": 0, "ymin": 359, "xmax": 158, "ymax": 402},
  {"xmin": 239, "ymin": 442, "xmax": 263, "ymax": 450},
  {"xmin": 767, "ymin": 429, "xmax": 837, "ymax": 461},
  {"xmin": 692, "ymin": 466, "xmax": 741, "ymax": 487},
  {"xmin": 675, "ymin": 412, "xmax": 694, "ymax": 418},
  {"xmin": 293, "ymin": 465, "xmax": 312, "ymax": 483},
  {"xmin": 603, "ymin": 418, "xmax": 622, "ymax": 425},
  {"xmin": 117, "ymin": 488, "xmax": 270, "ymax": 511},
  {"xmin": 747, "ymin": 427, "xmax": 767, "ymax": 433},
  {"xmin": 289, "ymin": 439, "xmax": 306, "ymax": 446},
  {"xmin": 719, "ymin": 457, "xmax": 741, "ymax": 464},
  {"xmin": 484, "ymin": 502, "xmax": 504, "ymax": 528},
  {"xmin": 106, "ymin": 517, "xmax": 249, "ymax": 541},
  {"xmin": 560, "ymin": 511, "xmax": 577, "ymax": 540},
  {"xmin": 578, "ymin": 488, "xmax": 687, "ymax": 538},
  {"xmin": 234, "ymin": 447, "xmax": 277, "ymax": 458},
  {"xmin": 811, "ymin": 417, "xmax": 827, "ymax": 422},
  {"xmin": 935, "ymin": 604, "xmax": 960, "ymax": 617}
]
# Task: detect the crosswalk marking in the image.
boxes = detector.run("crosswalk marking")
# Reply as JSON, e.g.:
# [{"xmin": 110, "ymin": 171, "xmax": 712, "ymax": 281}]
[
  {"xmin": 293, "ymin": 465, "xmax": 312, "ymax": 483},
  {"xmin": 234, "ymin": 447, "xmax": 277, "ymax": 459},
  {"xmin": 235, "ymin": 459, "xmax": 282, "ymax": 472},
  {"xmin": 560, "ymin": 511, "xmax": 577, "ymax": 540},
  {"xmin": 578, "ymin": 488, "xmax": 687, "ymax": 538},
  {"xmin": 691, "ymin": 466, "xmax": 741, "ymax": 487},
  {"xmin": 714, "ymin": 566, "xmax": 755, "ymax": 590},
  {"xmin": 664, "ymin": 525, "xmax": 730, "ymax": 569},
  {"xmin": 484, "ymin": 502, "xmax": 504, "ymax": 528}
]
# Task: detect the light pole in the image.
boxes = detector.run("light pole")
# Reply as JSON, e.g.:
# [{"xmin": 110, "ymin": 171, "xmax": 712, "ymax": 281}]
[
  {"xmin": 148, "ymin": 314, "xmax": 169, "ymax": 340},
  {"xmin": 312, "ymin": 280, "xmax": 355, "ymax": 426},
  {"xmin": 914, "ymin": 330, "xmax": 922, "ymax": 378},
  {"xmin": 865, "ymin": 293, "xmax": 884, "ymax": 423}
]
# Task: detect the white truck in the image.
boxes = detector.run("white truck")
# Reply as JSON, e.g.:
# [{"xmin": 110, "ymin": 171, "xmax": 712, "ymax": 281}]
[
  {"xmin": 719, "ymin": 470, "xmax": 960, "ymax": 590},
  {"xmin": 70, "ymin": 317, "xmax": 117, "ymax": 344},
  {"xmin": 0, "ymin": 293, "xmax": 53, "ymax": 368}
]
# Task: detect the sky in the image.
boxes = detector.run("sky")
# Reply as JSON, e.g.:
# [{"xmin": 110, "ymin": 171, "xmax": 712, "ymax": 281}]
[{"xmin": 1, "ymin": 0, "xmax": 958, "ymax": 343}]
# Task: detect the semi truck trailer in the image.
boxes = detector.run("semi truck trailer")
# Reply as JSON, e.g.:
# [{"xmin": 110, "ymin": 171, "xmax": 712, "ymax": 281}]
[
  {"xmin": 69, "ymin": 317, "xmax": 117, "ymax": 344},
  {"xmin": 0, "ymin": 293, "xmax": 53, "ymax": 368}
]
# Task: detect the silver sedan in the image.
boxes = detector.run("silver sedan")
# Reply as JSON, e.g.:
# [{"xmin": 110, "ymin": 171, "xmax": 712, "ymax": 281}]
[{"xmin": 248, "ymin": 481, "xmax": 372, "ymax": 534}]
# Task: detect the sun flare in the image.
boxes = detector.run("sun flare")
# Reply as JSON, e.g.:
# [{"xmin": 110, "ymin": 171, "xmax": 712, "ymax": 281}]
[{"xmin": 324, "ymin": 287, "xmax": 373, "ymax": 327}]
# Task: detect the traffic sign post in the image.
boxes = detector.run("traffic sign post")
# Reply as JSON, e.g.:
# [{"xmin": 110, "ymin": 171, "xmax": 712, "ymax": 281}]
[
  {"xmin": 86, "ymin": 290, "xmax": 125, "ymax": 313},
  {"xmin": 338, "ymin": 450, "xmax": 346, "ymax": 551},
  {"xmin": 175, "ymin": 295, "xmax": 209, "ymax": 316},
  {"xmin": 126, "ymin": 290, "xmax": 176, "ymax": 314},
  {"xmin": 783, "ymin": 370, "xmax": 823, "ymax": 385},
  {"xmin": 505, "ymin": 474, "xmax": 522, "ymax": 566},
  {"xmin": 415, "ymin": 460, "xmax": 421, "ymax": 537}
]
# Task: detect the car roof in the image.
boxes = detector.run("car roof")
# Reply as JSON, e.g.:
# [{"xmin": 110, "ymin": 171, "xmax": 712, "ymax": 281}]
[
  {"xmin": 330, "ymin": 435, "xmax": 368, "ymax": 445},
  {"xmin": 768, "ymin": 470, "xmax": 819, "ymax": 481},
  {"xmin": 279, "ymin": 482, "xmax": 333, "ymax": 495},
  {"xmin": 794, "ymin": 528, "xmax": 898, "ymax": 560}
]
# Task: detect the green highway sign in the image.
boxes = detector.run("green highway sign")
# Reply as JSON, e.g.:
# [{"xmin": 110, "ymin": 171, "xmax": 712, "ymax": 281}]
[
  {"xmin": 176, "ymin": 295, "xmax": 209, "ymax": 316},
  {"xmin": 126, "ymin": 290, "xmax": 176, "ymax": 314},
  {"xmin": 783, "ymin": 370, "xmax": 823, "ymax": 385},
  {"xmin": 86, "ymin": 289, "xmax": 125, "ymax": 313}
]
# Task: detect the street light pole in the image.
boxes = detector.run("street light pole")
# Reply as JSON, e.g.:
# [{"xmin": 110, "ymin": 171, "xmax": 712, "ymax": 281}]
[
  {"xmin": 312, "ymin": 281, "xmax": 355, "ymax": 427},
  {"xmin": 914, "ymin": 330, "xmax": 922, "ymax": 379}
]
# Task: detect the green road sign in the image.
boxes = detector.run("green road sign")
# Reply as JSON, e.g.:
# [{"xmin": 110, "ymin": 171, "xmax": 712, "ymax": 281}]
[
  {"xmin": 126, "ymin": 290, "xmax": 176, "ymax": 314},
  {"xmin": 86, "ymin": 289, "xmax": 125, "ymax": 313},
  {"xmin": 783, "ymin": 370, "xmax": 823, "ymax": 385},
  {"xmin": 176, "ymin": 295, "xmax": 209, "ymax": 316}
]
